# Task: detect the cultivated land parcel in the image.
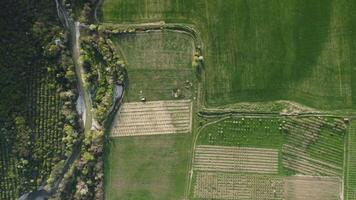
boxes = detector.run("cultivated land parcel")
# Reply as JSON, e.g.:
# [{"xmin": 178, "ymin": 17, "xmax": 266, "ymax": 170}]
[
  {"xmin": 100, "ymin": 1, "xmax": 356, "ymax": 200},
  {"xmin": 103, "ymin": 0, "xmax": 356, "ymax": 109}
]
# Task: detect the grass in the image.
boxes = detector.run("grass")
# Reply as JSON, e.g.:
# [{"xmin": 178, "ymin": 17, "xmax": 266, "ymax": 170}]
[
  {"xmin": 102, "ymin": 0, "xmax": 356, "ymax": 110},
  {"xmin": 197, "ymin": 117, "xmax": 285, "ymax": 149},
  {"xmin": 345, "ymin": 120, "xmax": 356, "ymax": 200},
  {"xmin": 111, "ymin": 31, "xmax": 195, "ymax": 102},
  {"xmin": 104, "ymin": 134, "xmax": 192, "ymax": 200}
]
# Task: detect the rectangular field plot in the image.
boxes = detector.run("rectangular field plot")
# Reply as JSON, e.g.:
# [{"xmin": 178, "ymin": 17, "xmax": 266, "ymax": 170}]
[
  {"xmin": 104, "ymin": 0, "xmax": 356, "ymax": 109},
  {"xmin": 193, "ymin": 145, "xmax": 278, "ymax": 174},
  {"xmin": 112, "ymin": 31, "xmax": 195, "ymax": 101},
  {"xmin": 105, "ymin": 134, "xmax": 191, "ymax": 200},
  {"xmin": 281, "ymin": 117, "xmax": 346, "ymax": 177},
  {"xmin": 193, "ymin": 172, "xmax": 284, "ymax": 200},
  {"xmin": 282, "ymin": 145, "xmax": 343, "ymax": 177},
  {"xmin": 284, "ymin": 176, "xmax": 342, "ymax": 200},
  {"xmin": 111, "ymin": 100, "xmax": 192, "ymax": 137}
]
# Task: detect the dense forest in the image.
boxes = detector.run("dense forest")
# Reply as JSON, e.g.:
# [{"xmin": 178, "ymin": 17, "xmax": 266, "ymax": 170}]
[
  {"xmin": 0, "ymin": 0, "xmax": 122, "ymax": 199},
  {"xmin": 0, "ymin": 0, "xmax": 78, "ymax": 199}
]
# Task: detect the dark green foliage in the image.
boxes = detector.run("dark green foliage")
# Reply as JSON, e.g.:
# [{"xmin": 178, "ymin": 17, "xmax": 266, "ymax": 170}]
[{"xmin": 0, "ymin": 0, "xmax": 79, "ymax": 198}]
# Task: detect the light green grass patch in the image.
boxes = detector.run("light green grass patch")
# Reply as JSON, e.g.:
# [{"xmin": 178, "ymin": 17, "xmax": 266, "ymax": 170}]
[{"xmin": 104, "ymin": 134, "xmax": 191, "ymax": 200}]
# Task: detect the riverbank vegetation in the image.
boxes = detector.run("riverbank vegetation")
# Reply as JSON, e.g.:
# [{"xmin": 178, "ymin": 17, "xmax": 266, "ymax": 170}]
[{"xmin": 80, "ymin": 29, "xmax": 126, "ymax": 122}]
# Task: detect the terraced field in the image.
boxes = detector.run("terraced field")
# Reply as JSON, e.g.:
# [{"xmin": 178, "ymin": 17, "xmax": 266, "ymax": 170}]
[
  {"xmin": 193, "ymin": 171, "xmax": 284, "ymax": 200},
  {"xmin": 193, "ymin": 145, "xmax": 278, "ymax": 174},
  {"xmin": 284, "ymin": 176, "xmax": 342, "ymax": 200},
  {"xmin": 102, "ymin": 0, "xmax": 356, "ymax": 109},
  {"xmin": 111, "ymin": 100, "xmax": 192, "ymax": 137}
]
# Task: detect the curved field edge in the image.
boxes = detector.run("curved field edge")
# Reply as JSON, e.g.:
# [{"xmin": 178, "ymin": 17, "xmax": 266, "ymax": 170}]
[{"xmin": 101, "ymin": 0, "xmax": 356, "ymax": 111}]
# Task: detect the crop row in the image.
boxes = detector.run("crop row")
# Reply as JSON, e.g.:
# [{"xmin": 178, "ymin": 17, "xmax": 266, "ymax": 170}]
[
  {"xmin": 282, "ymin": 145, "xmax": 342, "ymax": 177},
  {"xmin": 346, "ymin": 121, "xmax": 356, "ymax": 200},
  {"xmin": 193, "ymin": 145, "xmax": 278, "ymax": 174},
  {"xmin": 282, "ymin": 117, "xmax": 345, "ymax": 167},
  {"xmin": 0, "ymin": 66, "xmax": 65, "ymax": 198},
  {"xmin": 0, "ymin": 138, "xmax": 18, "ymax": 199},
  {"xmin": 193, "ymin": 171, "xmax": 284, "ymax": 200},
  {"xmin": 112, "ymin": 100, "xmax": 192, "ymax": 137}
]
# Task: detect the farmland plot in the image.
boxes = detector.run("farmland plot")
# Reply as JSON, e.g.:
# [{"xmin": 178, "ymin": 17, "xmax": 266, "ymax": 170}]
[
  {"xmin": 111, "ymin": 100, "xmax": 192, "ymax": 137},
  {"xmin": 193, "ymin": 171, "xmax": 284, "ymax": 200},
  {"xmin": 105, "ymin": 134, "xmax": 191, "ymax": 200},
  {"xmin": 346, "ymin": 121, "xmax": 356, "ymax": 200},
  {"xmin": 112, "ymin": 31, "xmax": 195, "ymax": 101},
  {"xmin": 197, "ymin": 117, "xmax": 285, "ymax": 149},
  {"xmin": 284, "ymin": 176, "xmax": 342, "ymax": 200},
  {"xmin": 103, "ymin": 0, "xmax": 356, "ymax": 110},
  {"xmin": 282, "ymin": 145, "xmax": 342, "ymax": 177},
  {"xmin": 282, "ymin": 117, "xmax": 346, "ymax": 176},
  {"xmin": 193, "ymin": 145, "xmax": 278, "ymax": 174}
]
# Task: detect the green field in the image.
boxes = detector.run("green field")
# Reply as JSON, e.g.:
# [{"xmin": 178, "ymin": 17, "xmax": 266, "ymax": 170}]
[
  {"xmin": 346, "ymin": 120, "xmax": 356, "ymax": 200},
  {"xmin": 197, "ymin": 117, "xmax": 285, "ymax": 149},
  {"xmin": 102, "ymin": 0, "xmax": 356, "ymax": 110},
  {"xmin": 104, "ymin": 134, "xmax": 191, "ymax": 200},
  {"xmin": 112, "ymin": 31, "xmax": 195, "ymax": 102},
  {"xmin": 196, "ymin": 117, "xmax": 290, "ymax": 176},
  {"xmin": 196, "ymin": 116, "xmax": 346, "ymax": 177}
]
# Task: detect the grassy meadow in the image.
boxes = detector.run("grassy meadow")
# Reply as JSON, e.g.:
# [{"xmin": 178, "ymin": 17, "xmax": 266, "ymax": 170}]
[
  {"xmin": 102, "ymin": 0, "xmax": 356, "ymax": 110},
  {"xmin": 112, "ymin": 31, "xmax": 195, "ymax": 102},
  {"xmin": 104, "ymin": 134, "xmax": 192, "ymax": 200}
]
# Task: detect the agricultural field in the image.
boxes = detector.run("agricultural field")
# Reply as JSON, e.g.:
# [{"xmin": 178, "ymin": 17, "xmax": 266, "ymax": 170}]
[
  {"xmin": 192, "ymin": 171, "xmax": 284, "ymax": 200},
  {"xmin": 196, "ymin": 117, "xmax": 285, "ymax": 150},
  {"xmin": 104, "ymin": 134, "xmax": 191, "ymax": 200},
  {"xmin": 102, "ymin": 0, "xmax": 356, "ymax": 110},
  {"xmin": 193, "ymin": 145, "xmax": 279, "ymax": 174},
  {"xmin": 284, "ymin": 176, "xmax": 342, "ymax": 200},
  {"xmin": 112, "ymin": 31, "xmax": 195, "ymax": 102},
  {"xmin": 346, "ymin": 120, "xmax": 356, "ymax": 200},
  {"xmin": 111, "ymin": 99, "xmax": 192, "ymax": 137},
  {"xmin": 99, "ymin": 1, "xmax": 356, "ymax": 200},
  {"xmin": 281, "ymin": 117, "xmax": 346, "ymax": 177},
  {"xmin": 190, "ymin": 116, "xmax": 347, "ymax": 199},
  {"xmin": 0, "ymin": 63, "xmax": 65, "ymax": 198}
]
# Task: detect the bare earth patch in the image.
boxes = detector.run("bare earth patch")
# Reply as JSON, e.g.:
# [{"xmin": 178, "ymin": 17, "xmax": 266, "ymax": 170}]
[{"xmin": 284, "ymin": 176, "xmax": 342, "ymax": 200}]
